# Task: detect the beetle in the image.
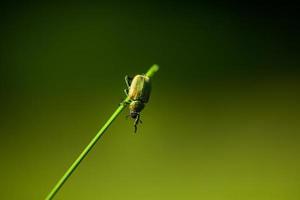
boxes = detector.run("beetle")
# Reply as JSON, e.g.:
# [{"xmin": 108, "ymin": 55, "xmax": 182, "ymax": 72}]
[{"xmin": 124, "ymin": 74, "xmax": 151, "ymax": 133}]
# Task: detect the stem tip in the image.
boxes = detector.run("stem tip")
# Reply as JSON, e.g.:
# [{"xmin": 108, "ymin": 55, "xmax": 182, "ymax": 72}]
[{"xmin": 146, "ymin": 64, "xmax": 159, "ymax": 78}]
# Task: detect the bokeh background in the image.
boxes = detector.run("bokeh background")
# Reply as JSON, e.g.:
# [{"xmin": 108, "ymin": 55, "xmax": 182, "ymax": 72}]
[{"xmin": 1, "ymin": 1, "xmax": 300, "ymax": 199}]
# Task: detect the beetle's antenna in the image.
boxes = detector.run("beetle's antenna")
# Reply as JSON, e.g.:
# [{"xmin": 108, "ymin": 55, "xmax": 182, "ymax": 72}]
[
  {"xmin": 134, "ymin": 114, "xmax": 140, "ymax": 133},
  {"xmin": 134, "ymin": 124, "xmax": 137, "ymax": 133}
]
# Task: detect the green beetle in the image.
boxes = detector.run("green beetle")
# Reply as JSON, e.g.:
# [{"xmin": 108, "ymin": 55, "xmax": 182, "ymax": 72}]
[{"xmin": 124, "ymin": 74, "xmax": 151, "ymax": 133}]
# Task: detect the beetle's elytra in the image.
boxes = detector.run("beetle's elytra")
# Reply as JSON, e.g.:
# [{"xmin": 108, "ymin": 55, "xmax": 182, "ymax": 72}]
[{"xmin": 124, "ymin": 74, "xmax": 151, "ymax": 133}]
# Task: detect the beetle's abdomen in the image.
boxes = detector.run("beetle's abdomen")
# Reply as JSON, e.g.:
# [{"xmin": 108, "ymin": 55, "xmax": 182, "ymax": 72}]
[{"xmin": 128, "ymin": 75, "xmax": 151, "ymax": 103}]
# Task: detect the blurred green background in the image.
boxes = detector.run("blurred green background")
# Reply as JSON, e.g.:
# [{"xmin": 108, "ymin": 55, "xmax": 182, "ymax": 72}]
[{"xmin": 1, "ymin": 2, "xmax": 300, "ymax": 200}]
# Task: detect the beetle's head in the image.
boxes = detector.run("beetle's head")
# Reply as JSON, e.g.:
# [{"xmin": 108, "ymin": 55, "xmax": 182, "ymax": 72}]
[{"xmin": 130, "ymin": 111, "xmax": 139, "ymax": 119}]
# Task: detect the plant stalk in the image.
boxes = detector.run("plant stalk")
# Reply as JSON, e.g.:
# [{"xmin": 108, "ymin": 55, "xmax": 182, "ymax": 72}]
[{"xmin": 45, "ymin": 64, "xmax": 159, "ymax": 199}]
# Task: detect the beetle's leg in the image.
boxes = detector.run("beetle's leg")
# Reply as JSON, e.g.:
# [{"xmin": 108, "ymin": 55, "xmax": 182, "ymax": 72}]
[
  {"xmin": 124, "ymin": 89, "xmax": 128, "ymax": 96},
  {"xmin": 125, "ymin": 75, "xmax": 133, "ymax": 89},
  {"xmin": 119, "ymin": 98, "xmax": 131, "ymax": 106}
]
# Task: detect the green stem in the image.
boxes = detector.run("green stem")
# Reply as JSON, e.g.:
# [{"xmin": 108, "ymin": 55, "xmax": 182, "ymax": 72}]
[
  {"xmin": 45, "ymin": 64, "xmax": 159, "ymax": 200},
  {"xmin": 145, "ymin": 64, "xmax": 159, "ymax": 78}
]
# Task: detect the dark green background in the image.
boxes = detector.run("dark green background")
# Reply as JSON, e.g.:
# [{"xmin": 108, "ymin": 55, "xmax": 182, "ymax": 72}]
[{"xmin": 1, "ymin": 2, "xmax": 300, "ymax": 199}]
